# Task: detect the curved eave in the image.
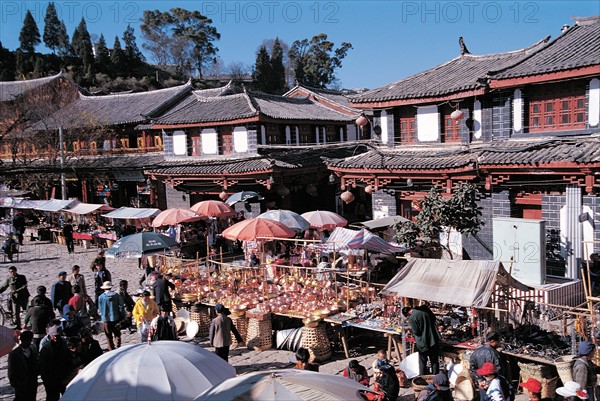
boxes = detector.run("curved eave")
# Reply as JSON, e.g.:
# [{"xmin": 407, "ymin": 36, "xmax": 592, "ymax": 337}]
[
  {"xmin": 479, "ymin": 161, "xmax": 600, "ymax": 170},
  {"xmin": 490, "ymin": 65, "xmax": 600, "ymax": 89},
  {"xmin": 349, "ymin": 89, "xmax": 486, "ymax": 109},
  {"xmin": 147, "ymin": 168, "xmax": 273, "ymax": 178},
  {"xmin": 328, "ymin": 164, "xmax": 476, "ymax": 174},
  {"xmin": 152, "ymin": 116, "xmax": 259, "ymax": 129}
]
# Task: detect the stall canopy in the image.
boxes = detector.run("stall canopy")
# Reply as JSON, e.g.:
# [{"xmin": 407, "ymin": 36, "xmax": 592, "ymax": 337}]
[
  {"xmin": 102, "ymin": 207, "xmax": 160, "ymax": 219},
  {"xmin": 13, "ymin": 200, "xmax": 47, "ymax": 209},
  {"xmin": 356, "ymin": 215, "xmax": 409, "ymax": 230},
  {"xmin": 65, "ymin": 203, "xmax": 115, "ymax": 215},
  {"xmin": 34, "ymin": 199, "xmax": 79, "ymax": 212},
  {"xmin": 380, "ymin": 259, "xmax": 530, "ymax": 308},
  {"xmin": 327, "ymin": 227, "xmax": 404, "ymax": 254}
]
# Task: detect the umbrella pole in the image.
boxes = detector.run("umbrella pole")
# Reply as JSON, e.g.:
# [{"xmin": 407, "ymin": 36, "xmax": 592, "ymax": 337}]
[{"xmin": 261, "ymin": 241, "xmax": 267, "ymax": 298}]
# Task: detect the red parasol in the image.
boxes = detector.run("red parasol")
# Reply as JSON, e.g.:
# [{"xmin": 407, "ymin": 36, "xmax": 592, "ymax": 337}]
[
  {"xmin": 191, "ymin": 200, "xmax": 237, "ymax": 219},
  {"xmin": 300, "ymin": 210, "xmax": 348, "ymax": 230},
  {"xmin": 151, "ymin": 208, "xmax": 205, "ymax": 227},
  {"xmin": 222, "ymin": 218, "xmax": 296, "ymax": 241}
]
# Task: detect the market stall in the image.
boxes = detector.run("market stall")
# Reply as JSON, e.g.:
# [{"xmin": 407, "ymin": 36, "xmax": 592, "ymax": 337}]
[
  {"xmin": 101, "ymin": 207, "xmax": 160, "ymax": 246},
  {"xmin": 63, "ymin": 203, "xmax": 115, "ymax": 248}
]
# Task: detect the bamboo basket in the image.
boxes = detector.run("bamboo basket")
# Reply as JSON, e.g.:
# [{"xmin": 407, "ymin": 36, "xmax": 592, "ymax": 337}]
[
  {"xmin": 517, "ymin": 362, "xmax": 554, "ymax": 381},
  {"xmin": 190, "ymin": 307, "xmax": 210, "ymax": 337},
  {"xmin": 230, "ymin": 316, "xmax": 248, "ymax": 349},
  {"xmin": 246, "ymin": 317, "xmax": 272, "ymax": 351},
  {"xmin": 301, "ymin": 325, "xmax": 331, "ymax": 362},
  {"xmin": 541, "ymin": 377, "xmax": 559, "ymax": 399},
  {"xmin": 412, "ymin": 375, "xmax": 435, "ymax": 399},
  {"xmin": 554, "ymin": 355, "xmax": 575, "ymax": 384}
]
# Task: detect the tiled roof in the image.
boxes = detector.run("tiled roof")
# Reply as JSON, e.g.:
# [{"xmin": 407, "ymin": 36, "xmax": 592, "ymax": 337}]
[
  {"xmin": 37, "ymin": 82, "xmax": 192, "ymax": 129},
  {"xmin": 153, "ymin": 90, "xmax": 355, "ymax": 126},
  {"xmin": 0, "ymin": 72, "xmax": 65, "ymax": 102},
  {"xmin": 153, "ymin": 93, "xmax": 257, "ymax": 125},
  {"xmin": 146, "ymin": 143, "xmax": 369, "ymax": 176},
  {"xmin": 1, "ymin": 153, "xmax": 164, "ymax": 173},
  {"xmin": 325, "ymin": 146, "xmax": 476, "ymax": 170},
  {"xmin": 349, "ymin": 39, "xmax": 549, "ymax": 104},
  {"xmin": 476, "ymin": 138, "xmax": 600, "ymax": 165},
  {"xmin": 492, "ymin": 16, "xmax": 600, "ymax": 79},
  {"xmin": 284, "ymin": 84, "xmax": 359, "ymax": 114},
  {"xmin": 325, "ymin": 137, "xmax": 600, "ymax": 171},
  {"xmin": 251, "ymin": 92, "xmax": 355, "ymax": 122}
]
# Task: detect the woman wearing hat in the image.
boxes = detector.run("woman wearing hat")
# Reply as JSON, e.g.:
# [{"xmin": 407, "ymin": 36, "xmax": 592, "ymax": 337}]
[
  {"xmin": 374, "ymin": 358, "xmax": 400, "ymax": 401},
  {"xmin": 573, "ymin": 341, "xmax": 599, "ymax": 401},
  {"xmin": 133, "ymin": 290, "xmax": 159, "ymax": 342}
]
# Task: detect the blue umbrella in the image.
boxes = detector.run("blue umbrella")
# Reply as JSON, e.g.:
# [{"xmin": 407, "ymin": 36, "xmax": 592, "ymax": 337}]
[
  {"xmin": 257, "ymin": 209, "xmax": 310, "ymax": 231},
  {"xmin": 225, "ymin": 191, "xmax": 264, "ymax": 206},
  {"xmin": 105, "ymin": 232, "xmax": 179, "ymax": 259}
]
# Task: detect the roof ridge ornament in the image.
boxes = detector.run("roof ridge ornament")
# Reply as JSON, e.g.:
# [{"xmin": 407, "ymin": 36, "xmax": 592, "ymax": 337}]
[{"xmin": 459, "ymin": 36, "xmax": 470, "ymax": 55}]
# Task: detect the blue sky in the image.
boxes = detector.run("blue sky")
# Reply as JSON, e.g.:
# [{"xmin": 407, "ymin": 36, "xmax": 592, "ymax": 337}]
[{"xmin": 1, "ymin": 1, "xmax": 599, "ymax": 89}]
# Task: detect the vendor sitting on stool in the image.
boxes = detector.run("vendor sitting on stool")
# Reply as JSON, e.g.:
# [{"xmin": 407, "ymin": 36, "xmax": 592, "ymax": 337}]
[{"xmin": 2, "ymin": 235, "xmax": 18, "ymax": 262}]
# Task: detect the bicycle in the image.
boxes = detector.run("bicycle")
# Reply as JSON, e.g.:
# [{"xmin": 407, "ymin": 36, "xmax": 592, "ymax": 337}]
[{"xmin": 0, "ymin": 294, "xmax": 17, "ymax": 327}]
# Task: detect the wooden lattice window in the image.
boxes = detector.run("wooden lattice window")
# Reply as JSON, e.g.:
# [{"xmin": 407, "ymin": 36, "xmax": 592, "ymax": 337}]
[
  {"xmin": 299, "ymin": 126, "xmax": 311, "ymax": 144},
  {"xmin": 529, "ymin": 82, "xmax": 586, "ymax": 132},
  {"xmin": 191, "ymin": 136, "xmax": 201, "ymax": 156},
  {"xmin": 399, "ymin": 108, "xmax": 417, "ymax": 143},
  {"xmin": 441, "ymin": 105, "xmax": 461, "ymax": 142}
]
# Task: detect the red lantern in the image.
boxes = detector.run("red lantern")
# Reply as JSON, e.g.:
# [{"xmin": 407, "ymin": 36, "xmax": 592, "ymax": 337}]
[
  {"xmin": 219, "ymin": 191, "xmax": 228, "ymax": 200},
  {"xmin": 450, "ymin": 109, "xmax": 465, "ymax": 121},
  {"xmin": 364, "ymin": 185, "xmax": 373, "ymax": 194},
  {"xmin": 355, "ymin": 115, "xmax": 369, "ymax": 127},
  {"xmin": 340, "ymin": 190, "xmax": 355, "ymax": 204}
]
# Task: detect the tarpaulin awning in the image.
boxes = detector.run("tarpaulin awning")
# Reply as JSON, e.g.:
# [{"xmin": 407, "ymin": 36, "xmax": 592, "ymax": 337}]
[
  {"xmin": 112, "ymin": 170, "xmax": 146, "ymax": 182},
  {"xmin": 380, "ymin": 259, "xmax": 530, "ymax": 308},
  {"xmin": 326, "ymin": 227, "xmax": 404, "ymax": 254},
  {"xmin": 356, "ymin": 215, "xmax": 409, "ymax": 230},
  {"xmin": 13, "ymin": 200, "xmax": 49, "ymax": 209},
  {"xmin": 102, "ymin": 207, "xmax": 160, "ymax": 219},
  {"xmin": 65, "ymin": 203, "xmax": 115, "ymax": 215},
  {"xmin": 35, "ymin": 199, "xmax": 79, "ymax": 212}
]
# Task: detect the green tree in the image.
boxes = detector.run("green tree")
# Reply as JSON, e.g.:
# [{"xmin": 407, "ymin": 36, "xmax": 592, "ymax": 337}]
[
  {"xmin": 56, "ymin": 21, "xmax": 71, "ymax": 57},
  {"xmin": 43, "ymin": 2, "xmax": 61, "ymax": 53},
  {"xmin": 253, "ymin": 46, "xmax": 272, "ymax": 93},
  {"xmin": 141, "ymin": 8, "xmax": 220, "ymax": 78},
  {"xmin": 122, "ymin": 24, "xmax": 145, "ymax": 68},
  {"xmin": 288, "ymin": 34, "xmax": 352, "ymax": 88},
  {"xmin": 270, "ymin": 38, "xmax": 286, "ymax": 94},
  {"xmin": 111, "ymin": 36, "xmax": 126, "ymax": 73},
  {"xmin": 95, "ymin": 34, "xmax": 111, "ymax": 74},
  {"xmin": 19, "ymin": 10, "xmax": 41, "ymax": 53},
  {"xmin": 71, "ymin": 18, "xmax": 94, "ymax": 69},
  {"xmin": 0, "ymin": 42, "xmax": 16, "ymax": 80},
  {"xmin": 394, "ymin": 183, "xmax": 483, "ymax": 258}
]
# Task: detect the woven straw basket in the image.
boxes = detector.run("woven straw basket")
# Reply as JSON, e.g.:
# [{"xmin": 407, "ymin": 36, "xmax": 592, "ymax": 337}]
[{"xmin": 554, "ymin": 355, "xmax": 575, "ymax": 385}]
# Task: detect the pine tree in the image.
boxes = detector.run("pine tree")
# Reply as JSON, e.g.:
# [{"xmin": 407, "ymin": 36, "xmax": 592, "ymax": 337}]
[
  {"xmin": 122, "ymin": 24, "xmax": 145, "ymax": 69},
  {"xmin": 270, "ymin": 38, "xmax": 286, "ymax": 94},
  {"xmin": 111, "ymin": 36, "xmax": 126, "ymax": 74},
  {"xmin": 57, "ymin": 21, "xmax": 70, "ymax": 57},
  {"xmin": 253, "ymin": 46, "xmax": 272, "ymax": 93},
  {"xmin": 43, "ymin": 2, "xmax": 61, "ymax": 53},
  {"xmin": 0, "ymin": 42, "xmax": 16, "ymax": 80},
  {"xmin": 95, "ymin": 34, "xmax": 111, "ymax": 74},
  {"xmin": 33, "ymin": 55, "xmax": 45, "ymax": 77},
  {"xmin": 19, "ymin": 10, "xmax": 41, "ymax": 53},
  {"xmin": 72, "ymin": 18, "xmax": 94, "ymax": 67}
]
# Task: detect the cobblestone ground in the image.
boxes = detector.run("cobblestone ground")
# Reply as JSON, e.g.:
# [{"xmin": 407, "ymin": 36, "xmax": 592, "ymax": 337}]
[{"xmin": 0, "ymin": 239, "xmax": 528, "ymax": 401}]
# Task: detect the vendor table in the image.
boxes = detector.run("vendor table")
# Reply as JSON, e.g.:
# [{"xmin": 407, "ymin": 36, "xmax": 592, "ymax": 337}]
[{"xmin": 73, "ymin": 232, "xmax": 94, "ymax": 241}]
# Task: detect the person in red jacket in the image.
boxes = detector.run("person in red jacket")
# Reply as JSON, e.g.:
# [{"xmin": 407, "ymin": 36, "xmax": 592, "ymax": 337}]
[{"xmin": 343, "ymin": 359, "xmax": 370, "ymax": 386}]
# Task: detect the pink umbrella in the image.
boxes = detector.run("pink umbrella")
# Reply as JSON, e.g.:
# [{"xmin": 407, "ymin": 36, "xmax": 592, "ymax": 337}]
[
  {"xmin": 191, "ymin": 200, "xmax": 237, "ymax": 219},
  {"xmin": 301, "ymin": 210, "xmax": 348, "ymax": 230},
  {"xmin": 0, "ymin": 325, "xmax": 18, "ymax": 358},
  {"xmin": 151, "ymin": 208, "xmax": 204, "ymax": 227},
  {"xmin": 222, "ymin": 218, "xmax": 296, "ymax": 241}
]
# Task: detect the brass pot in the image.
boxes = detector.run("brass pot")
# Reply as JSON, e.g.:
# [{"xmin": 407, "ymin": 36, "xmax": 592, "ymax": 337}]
[{"xmin": 303, "ymin": 315, "xmax": 321, "ymax": 328}]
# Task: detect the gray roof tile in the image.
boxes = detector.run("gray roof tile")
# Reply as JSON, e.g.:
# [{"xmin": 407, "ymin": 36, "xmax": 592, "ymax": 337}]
[
  {"xmin": 349, "ymin": 39, "xmax": 549, "ymax": 104},
  {"xmin": 493, "ymin": 16, "xmax": 600, "ymax": 79},
  {"xmin": 0, "ymin": 72, "xmax": 65, "ymax": 102}
]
